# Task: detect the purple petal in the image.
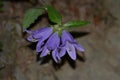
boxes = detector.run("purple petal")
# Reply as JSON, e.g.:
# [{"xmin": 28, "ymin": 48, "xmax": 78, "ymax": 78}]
[
  {"xmin": 40, "ymin": 46, "xmax": 49, "ymax": 57},
  {"xmin": 33, "ymin": 27, "xmax": 49, "ymax": 35},
  {"xmin": 46, "ymin": 32, "xmax": 60, "ymax": 50},
  {"xmin": 61, "ymin": 30, "xmax": 74, "ymax": 46},
  {"xmin": 36, "ymin": 40, "xmax": 44, "ymax": 52},
  {"xmin": 33, "ymin": 27, "xmax": 53, "ymax": 39},
  {"xmin": 59, "ymin": 46, "xmax": 66, "ymax": 57},
  {"xmin": 26, "ymin": 30, "xmax": 33, "ymax": 34},
  {"xmin": 66, "ymin": 42, "xmax": 76, "ymax": 60},
  {"xmin": 52, "ymin": 48, "xmax": 60, "ymax": 63},
  {"xmin": 26, "ymin": 28, "xmax": 44, "ymax": 35},
  {"xmin": 27, "ymin": 36, "xmax": 38, "ymax": 42},
  {"xmin": 74, "ymin": 44, "xmax": 85, "ymax": 52}
]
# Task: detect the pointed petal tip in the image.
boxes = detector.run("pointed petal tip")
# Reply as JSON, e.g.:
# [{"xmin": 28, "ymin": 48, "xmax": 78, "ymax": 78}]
[
  {"xmin": 78, "ymin": 47, "xmax": 85, "ymax": 52},
  {"xmin": 40, "ymin": 46, "xmax": 49, "ymax": 57},
  {"xmin": 52, "ymin": 50, "xmax": 58, "ymax": 63},
  {"xmin": 79, "ymin": 47, "xmax": 85, "ymax": 52},
  {"xmin": 36, "ymin": 41, "xmax": 44, "ymax": 52},
  {"xmin": 70, "ymin": 54, "xmax": 76, "ymax": 60},
  {"xmin": 25, "ymin": 30, "xmax": 32, "ymax": 34},
  {"xmin": 66, "ymin": 42, "xmax": 76, "ymax": 60},
  {"xmin": 27, "ymin": 36, "xmax": 38, "ymax": 42},
  {"xmin": 61, "ymin": 30, "xmax": 74, "ymax": 46},
  {"xmin": 59, "ymin": 47, "xmax": 66, "ymax": 57},
  {"xmin": 75, "ymin": 44, "xmax": 85, "ymax": 52},
  {"xmin": 26, "ymin": 36, "xmax": 32, "ymax": 41},
  {"xmin": 36, "ymin": 48, "xmax": 42, "ymax": 53},
  {"xmin": 52, "ymin": 49, "xmax": 61, "ymax": 63},
  {"xmin": 33, "ymin": 28, "xmax": 52, "ymax": 39}
]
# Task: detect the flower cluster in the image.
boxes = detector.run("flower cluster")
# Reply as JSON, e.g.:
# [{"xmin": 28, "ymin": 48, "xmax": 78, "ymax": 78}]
[{"xmin": 26, "ymin": 27, "xmax": 85, "ymax": 63}]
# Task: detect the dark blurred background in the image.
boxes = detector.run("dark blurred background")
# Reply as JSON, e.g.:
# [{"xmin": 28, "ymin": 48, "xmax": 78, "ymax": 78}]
[{"xmin": 0, "ymin": 0, "xmax": 120, "ymax": 80}]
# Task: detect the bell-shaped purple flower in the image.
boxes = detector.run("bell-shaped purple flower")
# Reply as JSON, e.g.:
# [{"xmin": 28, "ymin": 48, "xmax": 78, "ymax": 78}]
[
  {"xmin": 39, "ymin": 32, "xmax": 61, "ymax": 62},
  {"xmin": 26, "ymin": 27, "xmax": 53, "ymax": 52},
  {"xmin": 60, "ymin": 30, "xmax": 85, "ymax": 60}
]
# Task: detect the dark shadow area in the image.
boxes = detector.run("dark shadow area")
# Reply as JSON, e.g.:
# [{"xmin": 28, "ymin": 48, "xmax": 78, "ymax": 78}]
[
  {"xmin": 0, "ymin": 64, "xmax": 5, "ymax": 71},
  {"xmin": 36, "ymin": 51, "xmax": 66, "ymax": 69},
  {"xmin": 36, "ymin": 54, "xmax": 51, "ymax": 64},
  {"xmin": 27, "ymin": 42, "xmax": 37, "ymax": 50},
  {"xmin": 0, "ymin": 54, "xmax": 5, "ymax": 70},
  {"xmin": 67, "ymin": 54, "xmax": 76, "ymax": 69},
  {"xmin": 0, "ymin": 49, "xmax": 3, "ymax": 52},
  {"xmin": 35, "ymin": 50, "xmax": 86, "ymax": 69},
  {"xmin": 52, "ymin": 52, "xmax": 86, "ymax": 70},
  {"xmin": 77, "ymin": 52, "xmax": 86, "ymax": 62},
  {"xmin": 52, "ymin": 57, "xmax": 66, "ymax": 70},
  {"xmin": 0, "ymin": 42, "xmax": 3, "ymax": 52},
  {"xmin": 70, "ymin": 31, "xmax": 90, "ymax": 38}
]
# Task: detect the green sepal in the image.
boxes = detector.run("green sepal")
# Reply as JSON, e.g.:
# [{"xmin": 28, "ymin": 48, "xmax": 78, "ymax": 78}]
[{"xmin": 63, "ymin": 20, "xmax": 90, "ymax": 29}]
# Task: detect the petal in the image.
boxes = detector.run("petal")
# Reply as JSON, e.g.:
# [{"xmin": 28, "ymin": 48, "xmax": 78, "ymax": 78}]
[
  {"xmin": 27, "ymin": 36, "xmax": 38, "ymax": 42},
  {"xmin": 52, "ymin": 48, "xmax": 60, "ymax": 63},
  {"xmin": 66, "ymin": 42, "xmax": 76, "ymax": 60},
  {"xmin": 40, "ymin": 46, "xmax": 49, "ymax": 57},
  {"xmin": 61, "ymin": 30, "xmax": 74, "ymax": 46},
  {"xmin": 74, "ymin": 44, "xmax": 85, "ymax": 52},
  {"xmin": 25, "ymin": 30, "xmax": 33, "ymax": 34},
  {"xmin": 46, "ymin": 32, "xmax": 60, "ymax": 50},
  {"xmin": 33, "ymin": 27, "xmax": 53, "ymax": 39},
  {"xmin": 33, "ymin": 27, "xmax": 49, "ymax": 35},
  {"xmin": 36, "ymin": 40, "xmax": 44, "ymax": 52},
  {"xmin": 59, "ymin": 46, "xmax": 66, "ymax": 57}
]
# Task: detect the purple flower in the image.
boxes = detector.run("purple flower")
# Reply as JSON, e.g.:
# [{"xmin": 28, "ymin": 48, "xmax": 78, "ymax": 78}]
[
  {"xmin": 59, "ymin": 30, "xmax": 85, "ymax": 60},
  {"xmin": 26, "ymin": 27, "xmax": 53, "ymax": 52},
  {"xmin": 40, "ymin": 32, "xmax": 61, "ymax": 62},
  {"xmin": 26, "ymin": 27, "xmax": 85, "ymax": 63}
]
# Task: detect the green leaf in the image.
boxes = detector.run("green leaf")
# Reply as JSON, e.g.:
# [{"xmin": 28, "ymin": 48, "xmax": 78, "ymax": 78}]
[
  {"xmin": 22, "ymin": 8, "xmax": 44, "ymax": 29},
  {"xmin": 63, "ymin": 20, "xmax": 90, "ymax": 28},
  {"xmin": 43, "ymin": 5, "xmax": 62, "ymax": 24}
]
